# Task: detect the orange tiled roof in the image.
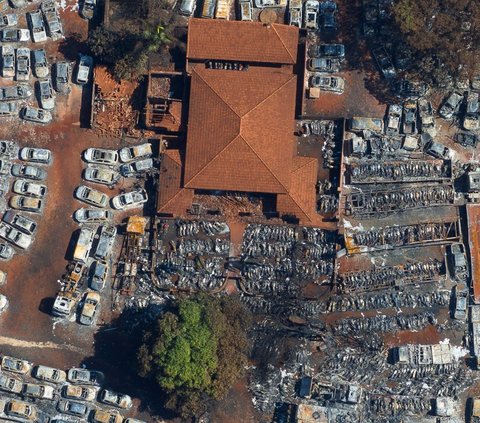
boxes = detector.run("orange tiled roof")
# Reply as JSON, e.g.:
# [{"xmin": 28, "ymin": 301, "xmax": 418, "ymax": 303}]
[
  {"xmin": 184, "ymin": 66, "xmax": 297, "ymax": 194},
  {"xmin": 186, "ymin": 19, "xmax": 298, "ymax": 65},
  {"xmin": 157, "ymin": 150, "xmax": 193, "ymax": 214},
  {"xmin": 277, "ymin": 156, "xmax": 320, "ymax": 224}
]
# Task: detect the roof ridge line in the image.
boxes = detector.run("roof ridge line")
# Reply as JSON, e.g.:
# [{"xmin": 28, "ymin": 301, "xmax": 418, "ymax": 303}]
[
  {"xmin": 185, "ymin": 134, "xmax": 244, "ymax": 187},
  {"xmin": 185, "ymin": 70, "xmax": 242, "ymax": 186},
  {"xmin": 242, "ymin": 134, "xmax": 290, "ymax": 192},
  {"xmin": 271, "ymin": 24, "xmax": 296, "ymax": 63},
  {"xmin": 159, "ymin": 188, "xmax": 191, "ymax": 211},
  {"xmin": 242, "ymin": 75, "xmax": 296, "ymax": 118},
  {"xmin": 280, "ymin": 190, "xmax": 314, "ymax": 221},
  {"xmin": 192, "ymin": 68, "xmax": 242, "ymax": 119}
]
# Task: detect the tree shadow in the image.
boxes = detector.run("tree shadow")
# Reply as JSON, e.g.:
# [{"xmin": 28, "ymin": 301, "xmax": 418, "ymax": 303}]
[
  {"xmin": 58, "ymin": 33, "xmax": 89, "ymax": 61},
  {"xmin": 82, "ymin": 305, "xmax": 180, "ymax": 420}
]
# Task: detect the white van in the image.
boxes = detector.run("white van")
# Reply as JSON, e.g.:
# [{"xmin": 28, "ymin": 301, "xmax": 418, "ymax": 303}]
[
  {"xmin": 179, "ymin": 0, "xmax": 196, "ymax": 16},
  {"xmin": 73, "ymin": 227, "xmax": 95, "ymax": 262}
]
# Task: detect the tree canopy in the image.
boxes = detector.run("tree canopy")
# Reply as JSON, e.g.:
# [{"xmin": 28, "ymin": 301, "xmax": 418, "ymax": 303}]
[
  {"xmin": 137, "ymin": 295, "xmax": 251, "ymax": 418},
  {"xmin": 87, "ymin": 23, "xmax": 171, "ymax": 81},
  {"xmin": 392, "ymin": 0, "xmax": 480, "ymax": 85}
]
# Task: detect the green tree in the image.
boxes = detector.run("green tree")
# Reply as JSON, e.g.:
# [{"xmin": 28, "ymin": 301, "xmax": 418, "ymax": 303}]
[
  {"xmin": 392, "ymin": 0, "xmax": 480, "ymax": 85},
  {"xmin": 137, "ymin": 295, "xmax": 251, "ymax": 419}
]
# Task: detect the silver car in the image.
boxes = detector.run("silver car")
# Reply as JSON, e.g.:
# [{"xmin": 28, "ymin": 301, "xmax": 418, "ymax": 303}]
[
  {"xmin": 439, "ymin": 92, "xmax": 463, "ymax": 119},
  {"xmin": 0, "ymin": 14, "xmax": 18, "ymax": 28},
  {"xmin": 37, "ymin": 79, "xmax": 55, "ymax": 110},
  {"xmin": 80, "ymin": 0, "xmax": 96, "ymax": 19}
]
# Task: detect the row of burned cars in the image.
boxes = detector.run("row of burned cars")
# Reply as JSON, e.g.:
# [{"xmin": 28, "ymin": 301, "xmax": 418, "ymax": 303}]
[
  {"xmin": 287, "ymin": 0, "xmax": 338, "ymax": 31},
  {"xmin": 51, "ymin": 143, "xmax": 156, "ymax": 325},
  {"xmin": 0, "ymin": 142, "xmax": 52, "ymax": 260},
  {"xmin": 0, "ymin": 1, "xmax": 94, "ymax": 123},
  {"xmin": 306, "ymin": 42, "xmax": 345, "ymax": 95},
  {"xmin": 0, "ymin": 355, "xmax": 145, "ymax": 423}
]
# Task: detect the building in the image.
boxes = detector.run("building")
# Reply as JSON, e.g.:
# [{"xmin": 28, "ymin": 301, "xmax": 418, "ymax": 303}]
[
  {"xmin": 467, "ymin": 204, "xmax": 480, "ymax": 303},
  {"xmin": 394, "ymin": 343, "xmax": 453, "ymax": 366},
  {"xmin": 157, "ymin": 19, "xmax": 321, "ymax": 224}
]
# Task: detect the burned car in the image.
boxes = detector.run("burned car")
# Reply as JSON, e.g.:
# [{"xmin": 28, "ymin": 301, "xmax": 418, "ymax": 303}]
[
  {"xmin": 53, "ymin": 61, "xmax": 70, "ymax": 94},
  {"xmin": 1, "ymin": 45, "xmax": 14, "ymax": 78},
  {"xmin": 309, "ymin": 43, "xmax": 345, "ymax": 58},
  {"xmin": 307, "ymin": 57, "xmax": 340, "ymax": 72},
  {"xmin": 463, "ymin": 91, "xmax": 479, "ymax": 131},
  {"xmin": 32, "ymin": 49, "xmax": 49, "ymax": 78},
  {"xmin": 310, "ymin": 74, "xmax": 345, "ymax": 94},
  {"xmin": 27, "ymin": 10, "xmax": 47, "ymax": 42},
  {"xmin": 402, "ymin": 100, "xmax": 417, "ymax": 134},
  {"xmin": 15, "ymin": 47, "xmax": 30, "ymax": 82},
  {"xmin": 455, "ymin": 132, "xmax": 477, "ymax": 148},
  {"xmin": 0, "ymin": 84, "xmax": 31, "ymax": 101},
  {"xmin": 439, "ymin": 91, "xmax": 463, "ymax": 120},
  {"xmin": 371, "ymin": 46, "xmax": 395, "ymax": 79},
  {"xmin": 1, "ymin": 28, "xmax": 29, "ymax": 42},
  {"xmin": 21, "ymin": 106, "xmax": 52, "ymax": 124},
  {"xmin": 37, "ymin": 79, "xmax": 55, "ymax": 110},
  {"xmin": 385, "ymin": 104, "xmax": 402, "ymax": 136}
]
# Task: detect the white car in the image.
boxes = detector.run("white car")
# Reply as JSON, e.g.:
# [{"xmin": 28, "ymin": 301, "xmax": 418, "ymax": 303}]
[
  {"xmin": 0, "ymin": 101, "xmax": 17, "ymax": 116},
  {"xmin": 84, "ymin": 148, "xmax": 118, "ymax": 165},
  {"xmin": 99, "ymin": 389, "xmax": 132, "ymax": 409},
  {"xmin": 74, "ymin": 208, "xmax": 112, "ymax": 223},
  {"xmin": 1, "ymin": 356, "xmax": 32, "ymax": 374},
  {"xmin": 84, "ymin": 166, "xmax": 120, "ymax": 186},
  {"xmin": 75, "ymin": 185, "xmax": 109, "ymax": 208},
  {"xmin": 111, "ymin": 188, "xmax": 148, "ymax": 210},
  {"xmin": 310, "ymin": 73, "xmax": 345, "ymax": 93},
  {"xmin": 119, "ymin": 142, "xmax": 152, "ymax": 163},
  {"xmin": 33, "ymin": 365, "xmax": 67, "ymax": 383},
  {"xmin": 0, "ymin": 221, "xmax": 32, "ymax": 249},
  {"xmin": 20, "ymin": 147, "xmax": 52, "ymax": 164}
]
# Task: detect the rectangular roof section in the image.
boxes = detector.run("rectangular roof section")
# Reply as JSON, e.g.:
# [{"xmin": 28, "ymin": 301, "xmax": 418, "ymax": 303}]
[{"xmin": 186, "ymin": 19, "xmax": 299, "ymax": 65}]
